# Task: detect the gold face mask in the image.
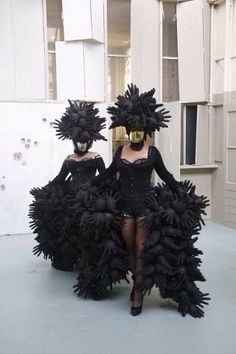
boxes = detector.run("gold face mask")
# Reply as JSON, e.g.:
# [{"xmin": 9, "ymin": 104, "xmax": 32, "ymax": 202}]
[{"xmin": 129, "ymin": 129, "xmax": 144, "ymax": 143}]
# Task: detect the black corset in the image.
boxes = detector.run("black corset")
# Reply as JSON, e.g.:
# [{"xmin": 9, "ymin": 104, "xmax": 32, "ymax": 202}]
[{"xmin": 116, "ymin": 157, "xmax": 153, "ymax": 200}]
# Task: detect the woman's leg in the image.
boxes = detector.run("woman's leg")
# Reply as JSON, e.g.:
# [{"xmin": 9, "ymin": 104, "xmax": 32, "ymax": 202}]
[
  {"xmin": 121, "ymin": 216, "xmax": 136, "ymax": 279},
  {"xmin": 133, "ymin": 218, "xmax": 149, "ymax": 307}
]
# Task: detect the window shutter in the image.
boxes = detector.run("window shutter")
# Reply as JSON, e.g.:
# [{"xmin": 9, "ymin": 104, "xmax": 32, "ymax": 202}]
[
  {"xmin": 0, "ymin": 0, "xmax": 46, "ymax": 100},
  {"xmin": 56, "ymin": 42, "xmax": 85, "ymax": 100},
  {"xmin": 195, "ymin": 105, "xmax": 209, "ymax": 165},
  {"xmin": 177, "ymin": 0, "xmax": 210, "ymax": 103},
  {"xmin": 13, "ymin": 0, "xmax": 46, "ymax": 99},
  {"xmin": 62, "ymin": 0, "xmax": 104, "ymax": 43},
  {"xmin": 56, "ymin": 41, "xmax": 105, "ymax": 101},
  {"xmin": 0, "ymin": 2, "xmax": 15, "ymax": 99}
]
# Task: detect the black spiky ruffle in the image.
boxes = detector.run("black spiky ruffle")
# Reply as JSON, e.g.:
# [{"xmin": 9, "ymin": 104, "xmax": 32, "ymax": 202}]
[
  {"xmin": 53, "ymin": 100, "xmax": 107, "ymax": 142},
  {"xmin": 29, "ymin": 178, "xmax": 129, "ymax": 283},
  {"xmin": 29, "ymin": 174, "xmax": 210, "ymax": 317},
  {"xmin": 74, "ymin": 180, "xmax": 210, "ymax": 318},
  {"xmin": 29, "ymin": 179, "xmax": 80, "ymax": 271},
  {"xmin": 73, "ymin": 180, "xmax": 129, "ymax": 299},
  {"xmin": 137, "ymin": 181, "xmax": 210, "ymax": 318},
  {"xmin": 108, "ymin": 84, "xmax": 171, "ymax": 136}
]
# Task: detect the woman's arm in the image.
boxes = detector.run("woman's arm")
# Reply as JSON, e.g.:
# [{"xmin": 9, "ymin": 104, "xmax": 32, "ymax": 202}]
[
  {"xmin": 153, "ymin": 147, "xmax": 179, "ymax": 191},
  {"xmin": 95, "ymin": 156, "xmax": 106, "ymax": 174},
  {"xmin": 51, "ymin": 158, "xmax": 70, "ymax": 184},
  {"xmin": 91, "ymin": 147, "xmax": 121, "ymax": 186}
]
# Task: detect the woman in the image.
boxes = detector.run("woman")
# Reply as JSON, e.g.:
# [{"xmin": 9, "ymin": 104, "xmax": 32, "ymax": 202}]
[
  {"xmin": 29, "ymin": 100, "xmax": 106, "ymax": 271},
  {"xmin": 74, "ymin": 85, "xmax": 209, "ymax": 318}
]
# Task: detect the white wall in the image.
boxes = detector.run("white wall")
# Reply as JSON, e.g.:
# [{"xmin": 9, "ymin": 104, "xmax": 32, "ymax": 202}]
[
  {"xmin": 62, "ymin": 0, "xmax": 104, "ymax": 42},
  {"xmin": 177, "ymin": 0, "xmax": 210, "ymax": 103},
  {"xmin": 131, "ymin": 0, "xmax": 161, "ymax": 96},
  {"xmin": 56, "ymin": 41, "xmax": 105, "ymax": 101},
  {"xmin": 131, "ymin": 1, "xmax": 181, "ymax": 184},
  {"xmin": 155, "ymin": 102, "xmax": 181, "ymax": 182},
  {"xmin": 0, "ymin": 0, "xmax": 46, "ymax": 100},
  {"xmin": 180, "ymin": 169, "xmax": 212, "ymax": 219},
  {"xmin": 210, "ymin": 0, "xmax": 236, "ymax": 229},
  {"xmin": 212, "ymin": 1, "xmax": 226, "ymax": 97},
  {"xmin": 0, "ymin": 102, "xmax": 110, "ymax": 235},
  {"xmin": 57, "ymin": 0, "xmax": 106, "ymax": 101}
]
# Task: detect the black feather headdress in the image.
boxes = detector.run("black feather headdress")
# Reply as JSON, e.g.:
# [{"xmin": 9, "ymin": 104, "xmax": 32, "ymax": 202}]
[
  {"xmin": 53, "ymin": 100, "xmax": 107, "ymax": 143},
  {"xmin": 107, "ymin": 84, "xmax": 171, "ymax": 136}
]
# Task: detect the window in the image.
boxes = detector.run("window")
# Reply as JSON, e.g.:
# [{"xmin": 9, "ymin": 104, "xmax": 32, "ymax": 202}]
[
  {"xmin": 185, "ymin": 106, "xmax": 197, "ymax": 164},
  {"xmin": 107, "ymin": 0, "xmax": 131, "ymax": 152},
  {"xmin": 107, "ymin": 0, "xmax": 131, "ymax": 102},
  {"xmin": 162, "ymin": 1, "xmax": 179, "ymax": 102},
  {"xmin": 181, "ymin": 104, "xmax": 210, "ymax": 166},
  {"xmin": 46, "ymin": 0, "xmax": 64, "ymax": 100}
]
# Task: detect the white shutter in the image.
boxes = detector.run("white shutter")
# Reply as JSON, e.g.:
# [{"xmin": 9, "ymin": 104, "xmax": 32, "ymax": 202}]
[
  {"xmin": 84, "ymin": 42, "xmax": 105, "ymax": 101},
  {"xmin": 131, "ymin": 0, "xmax": 161, "ymax": 94},
  {"xmin": 90, "ymin": 0, "xmax": 104, "ymax": 43},
  {"xmin": 195, "ymin": 105, "xmax": 209, "ymax": 165},
  {"xmin": 214, "ymin": 106, "xmax": 223, "ymax": 162},
  {"xmin": 212, "ymin": 2, "xmax": 226, "ymax": 95},
  {"xmin": 224, "ymin": 106, "xmax": 236, "ymax": 229},
  {"xmin": 56, "ymin": 41, "xmax": 85, "ymax": 100},
  {"xmin": 177, "ymin": 0, "xmax": 210, "ymax": 103},
  {"xmin": 56, "ymin": 41, "xmax": 105, "ymax": 101},
  {"xmin": 0, "ymin": 1, "xmax": 15, "ymax": 99},
  {"xmin": 62, "ymin": 0, "xmax": 104, "ymax": 43},
  {"xmin": 155, "ymin": 102, "xmax": 181, "ymax": 181},
  {"xmin": 230, "ymin": 58, "xmax": 236, "ymax": 92},
  {"xmin": 12, "ymin": 0, "xmax": 46, "ymax": 99},
  {"xmin": 233, "ymin": 0, "xmax": 236, "ymax": 56}
]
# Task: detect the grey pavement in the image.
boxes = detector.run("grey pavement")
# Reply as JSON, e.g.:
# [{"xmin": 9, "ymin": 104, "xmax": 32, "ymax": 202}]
[{"xmin": 0, "ymin": 221, "xmax": 236, "ymax": 354}]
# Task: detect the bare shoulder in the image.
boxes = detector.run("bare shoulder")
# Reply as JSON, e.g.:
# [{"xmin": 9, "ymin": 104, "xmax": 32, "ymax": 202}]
[
  {"xmin": 122, "ymin": 144, "xmax": 129, "ymax": 152},
  {"xmin": 66, "ymin": 153, "xmax": 77, "ymax": 160},
  {"xmin": 87, "ymin": 151, "xmax": 101, "ymax": 158}
]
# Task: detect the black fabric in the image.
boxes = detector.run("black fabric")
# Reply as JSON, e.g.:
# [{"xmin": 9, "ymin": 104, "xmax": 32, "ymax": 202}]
[
  {"xmin": 73, "ymin": 182, "xmax": 130, "ymax": 299},
  {"xmin": 73, "ymin": 177, "xmax": 210, "ymax": 317},
  {"xmin": 138, "ymin": 181, "xmax": 210, "ymax": 318},
  {"xmin": 53, "ymin": 100, "xmax": 107, "ymax": 143},
  {"xmin": 52, "ymin": 156, "xmax": 105, "ymax": 186},
  {"xmin": 91, "ymin": 146, "xmax": 179, "ymax": 216},
  {"xmin": 74, "ymin": 149, "xmax": 210, "ymax": 318},
  {"xmin": 29, "ymin": 156, "xmax": 105, "ymax": 270},
  {"xmin": 130, "ymin": 141, "xmax": 144, "ymax": 151},
  {"xmin": 108, "ymin": 84, "xmax": 171, "ymax": 136}
]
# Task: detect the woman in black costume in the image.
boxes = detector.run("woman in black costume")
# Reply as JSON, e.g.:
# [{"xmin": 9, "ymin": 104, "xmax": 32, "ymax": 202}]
[
  {"xmin": 74, "ymin": 85, "xmax": 210, "ymax": 318},
  {"xmin": 29, "ymin": 100, "xmax": 106, "ymax": 271}
]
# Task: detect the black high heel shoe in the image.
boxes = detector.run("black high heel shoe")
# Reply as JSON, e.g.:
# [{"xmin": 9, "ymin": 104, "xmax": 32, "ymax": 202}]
[
  {"xmin": 131, "ymin": 293, "xmax": 143, "ymax": 316},
  {"xmin": 131, "ymin": 304, "xmax": 142, "ymax": 316}
]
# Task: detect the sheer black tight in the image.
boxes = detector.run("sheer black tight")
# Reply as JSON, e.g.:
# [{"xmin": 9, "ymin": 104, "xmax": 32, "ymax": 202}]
[
  {"xmin": 121, "ymin": 217, "xmax": 136, "ymax": 274},
  {"xmin": 121, "ymin": 216, "xmax": 149, "ymax": 307}
]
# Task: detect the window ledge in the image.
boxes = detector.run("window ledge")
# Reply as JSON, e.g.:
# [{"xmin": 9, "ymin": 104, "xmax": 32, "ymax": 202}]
[{"xmin": 180, "ymin": 164, "xmax": 218, "ymax": 171}]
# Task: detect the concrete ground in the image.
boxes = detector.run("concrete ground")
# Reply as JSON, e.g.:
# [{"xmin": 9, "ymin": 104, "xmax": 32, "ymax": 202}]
[{"xmin": 0, "ymin": 221, "xmax": 236, "ymax": 354}]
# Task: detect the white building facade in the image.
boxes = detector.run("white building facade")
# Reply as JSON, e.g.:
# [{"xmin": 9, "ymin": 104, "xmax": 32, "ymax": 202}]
[{"xmin": 0, "ymin": 0, "xmax": 235, "ymax": 234}]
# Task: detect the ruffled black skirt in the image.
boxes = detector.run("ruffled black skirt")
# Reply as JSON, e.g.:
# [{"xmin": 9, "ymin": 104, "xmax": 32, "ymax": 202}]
[
  {"xmin": 73, "ymin": 180, "xmax": 210, "ymax": 318},
  {"xmin": 29, "ymin": 179, "xmax": 82, "ymax": 271}
]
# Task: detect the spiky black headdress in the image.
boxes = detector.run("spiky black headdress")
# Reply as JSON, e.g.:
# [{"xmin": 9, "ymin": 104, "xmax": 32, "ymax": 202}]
[
  {"xmin": 53, "ymin": 100, "xmax": 107, "ymax": 143},
  {"xmin": 107, "ymin": 84, "xmax": 171, "ymax": 136}
]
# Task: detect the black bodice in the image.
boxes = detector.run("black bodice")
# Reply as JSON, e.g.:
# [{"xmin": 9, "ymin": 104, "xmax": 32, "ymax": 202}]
[
  {"xmin": 117, "ymin": 155, "xmax": 154, "ymax": 200},
  {"xmin": 52, "ymin": 156, "xmax": 105, "ymax": 187},
  {"xmin": 92, "ymin": 146, "xmax": 179, "ymax": 200}
]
